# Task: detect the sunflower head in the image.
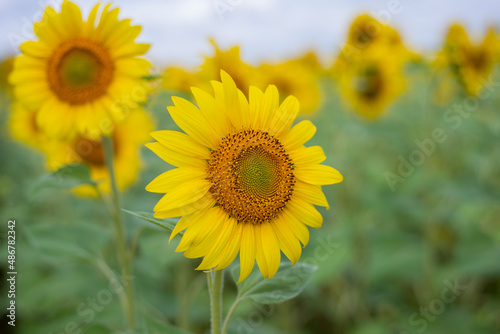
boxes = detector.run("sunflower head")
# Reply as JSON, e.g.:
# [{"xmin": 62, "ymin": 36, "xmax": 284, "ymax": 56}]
[
  {"xmin": 347, "ymin": 14, "xmax": 384, "ymax": 50},
  {"xmin": 9, "ymin": 0, "xmax": 151, "ymax": 140},
  {"xmin": 339, "ymin": 46, "xmax": 405, "ymax": 119},
  {"xmin": 437, "ymin": 23, "xmax": 498, "ymax": 96},
  {"xmin": 8, "ymin": 103, "xmax": 49, "ymax": 151},
  {"xmin": 198, "ymin": 39, "xmax": 255, "ymax": 95},
  {"xmin": 146, "ymin": 70, "xmax": 342, "ymax": 282},
  {"xmin": 162, "ymin": 67, "xmax": 201, "ymax": 93},
  {"xmin": 46, "ymin": 109, "xmax": 153, "ymax": 197},
  {"xmin": 256, "ymin": 61, "xmax": 321, "ymax": 115}
]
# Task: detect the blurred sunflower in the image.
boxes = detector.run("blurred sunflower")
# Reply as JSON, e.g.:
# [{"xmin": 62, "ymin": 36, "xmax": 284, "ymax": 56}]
[
  {"xmin": 294, "ymin": 50, "xmax": 325, "ymax": 75},
  {"xmin": 198, "ymin": 39, "xmax": 256, "ymax": 95},
  {"xmin": 9, "ymin": 0, "xmax": 150, "ymax": 140},
  {"xmin": 162, "ymin": 66, "xmax": 200, "ymax": 93},
  {"xmin": 46, "ymin": 109, "xmax": 153, "ymax": 197},
  {"xmin": 436, "ymin": 24, "xmax": 499, "ymax": 97},
  {"xmin": 257, "ymin": 61, "xmax": 322, "ymax": 115},
  {"xmin": 146, "ymin": 71, "xmax": 342, "ymax": 282},
  {"xmin": 339, "ymin": 46, "xmax": 405, "ymax": 119},
  {"xmin": 9, "ymin": 103, "xmax": 50, "ymax": 151},
  {"xmin": 333, "ymin": 14, "xmax": 415, "ymax": 75}
]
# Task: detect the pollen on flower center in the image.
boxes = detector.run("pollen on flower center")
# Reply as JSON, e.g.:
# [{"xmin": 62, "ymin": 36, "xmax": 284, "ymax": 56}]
[
  {"xmin": 47, "ymin": 38, "xmax": 114, "ymax": 105},
  {"xmin": 207, "ymin": 129, "xmax": 295, "ymax": 224}
]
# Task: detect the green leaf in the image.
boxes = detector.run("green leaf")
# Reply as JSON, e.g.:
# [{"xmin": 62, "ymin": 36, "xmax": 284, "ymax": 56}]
[
  {"xmin": 122, "ymin": 209, "xmax": 180, "ymax": 234},
  {"xmin": 231, "ymin": 262, "xmax": 317, "ymax": 304},
  {"xmin": 31, "ymin": 163, "xmax": 96, "ymax": 196}
]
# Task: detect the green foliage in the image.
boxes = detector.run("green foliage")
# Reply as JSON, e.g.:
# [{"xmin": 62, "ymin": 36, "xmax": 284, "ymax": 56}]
[
  {"xmin": 123, "ymin": 209, "xmax": 180, "ymax": 234},
  {"xmin": 1, "ymin": 66, "xmax": 500, "ymax": 334},
  {"xmin": 31, "ymin": 163, "xmax": 96, "ymax": 196},
  {"xmin": 231, "ymin": 263, "xmax": 317, "ymax": 304}
]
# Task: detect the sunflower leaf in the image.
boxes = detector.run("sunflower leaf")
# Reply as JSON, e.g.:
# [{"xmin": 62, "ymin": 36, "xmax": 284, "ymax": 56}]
[
  {"xmin": 31, "ymin": 163, "xmax": 96, "ymax": 196},
  {"xmin": 231, "ymin": 262, "xmax": 317, "ymax": 304},
  {"xmin": 122, "ymin": 209, "xmax": 180, "ymax": 234}
]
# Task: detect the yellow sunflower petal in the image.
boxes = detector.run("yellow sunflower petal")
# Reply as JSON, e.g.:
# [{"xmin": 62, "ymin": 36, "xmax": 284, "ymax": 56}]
[
  {"xmin": 272, "ymin": 218, "xmax": 302, "ymax": 264},
  {"xmin": 294, "ymin": 164, "xmax": 343, "ymax": 185},
  {"xmin": 249, "ymin": 86, "xmax": 264, "ymax": 128},
  {"xmin": 238, "ymin": 224, "xmax": 256, "ymax": 284},
  {"xmin": 169, "ymin": 215, "xmax": 191, "ymax": 242},
  {"xmin": 176, "ymin": 207, "xmax": 220, "ymax": 253},
  {"xmin": 168, "ymin": 97, "xmax": 219, "ymax": 149},
  {"xmin": 289, "ymin": 146, "xmax": 326, "ymax": 166},
  {"xmin": 111, "ymin": 42, "xmax": 150, "ymax": 59},
  {"xmin": 145, "ymin": 142, "xmax": 207, "ymax": 168},
  {"xmin": 294, "ymin": 181, "xmax": 329, "ymax": 209},
  {"xmin": 185, "ymin": 213, "xmax": 228, "ymax": 260},
  {"xmin": 286, "ymin": 197, "xmax": 323, "ymax": 228},
  {"xmin": 153, "ymin": 179, "xmax": 211, "ymax": 212},
  {"xmin": 19, "ymin": 41, "xmax": 52, "ymax": 58},
  {"xmin": 154, "ymin": 196, "xmax": 215, "ymax": 219},
  {"xmin": 255, "ymin": 224, "xmax": 269, "ymax": 278},
  {"xmin": 280, "ymin": 120, "xmax": 316, "ymax": 150},
  {"xmin": 191, "ymin": 86, "xmax": 229, "ymax": 136},
  {"xmin": 260, "ymin": 222, "xmax": 281, "ymax": 278},
  {"xmin": 196, "ymin": 217, "xmax": 235, "ymax": 270},
  {"xmin": 151, "ymin": 130, "xmax": 210, "ymax": 159},
  {"xmin": 146, "ymin": 167, "xmax": 207, "ymax": 193},
  {"xmin": 220, "ymin": 70, "xmax": 243, "ymax": 129},
  {"xmin": 215, "ymin": 219, "xmax": 243, "ymax": 270},
  {"xmin": 269, "ymin": 95, "xmax": 299, "ymax": 136},
  {"xmin": 83, "ymin": 3, "xmax": 100, "ymax": 37},
  {"xmin": 259, "ymin": 84, "xmax": 279, "ymax": 131},
  {"xmin": 281, "ymin": 210, "xmax": 310, "ymax": 247}
]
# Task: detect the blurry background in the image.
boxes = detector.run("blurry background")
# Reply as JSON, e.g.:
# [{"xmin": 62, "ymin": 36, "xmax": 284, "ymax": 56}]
[
  {"xmin": 1, "ymin": 1, "xmax": 500, "ymax": 334},
  {"xmin": 1, "ymin": 0, "xmax": 500, "ymax": 65}
]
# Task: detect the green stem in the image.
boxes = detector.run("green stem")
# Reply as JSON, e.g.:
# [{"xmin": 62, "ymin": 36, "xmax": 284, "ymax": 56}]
[
  {"xmin": 208, "ymin": 270, "xmax": 224, "ymax": 334},
  {"xmin": 221, "ymin": 296, "xmax": 241, "ymax": 334},
  {"xmin": 102, "ymin": 135, "xmax": 135, "ymax": 331}
]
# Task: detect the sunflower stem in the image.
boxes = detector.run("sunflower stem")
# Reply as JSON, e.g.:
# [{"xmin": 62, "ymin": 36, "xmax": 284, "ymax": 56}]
[
  {"xmin": 208, "ymin": 270, "xmax": 224, "ymax": 334},
  {"xmin": 102, "ymin": 135, "xmax": 135, "ymax": 331}
]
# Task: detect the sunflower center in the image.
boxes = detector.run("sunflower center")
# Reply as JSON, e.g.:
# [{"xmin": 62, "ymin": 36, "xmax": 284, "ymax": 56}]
[
  {"xmin": 207, "ymin": 129, "xmax": 295, "ymax": 224},
  {"xmin": 73, "ymin": 136, "xmax": 106, "ymax": 166},
  {"xmin": 73, "ymin": 135, "xmax": 119, "ymax": 166},
  {"xmin": 47, "ymin": 38, "xmax": 114, "ymax": 105},
  {"xmin": 355, "ymin": 67, "xmax": 383, "ymax": 100},
  {"xmin": 467, "ymin": 48, "xmax": 487, "ymax": 71}
]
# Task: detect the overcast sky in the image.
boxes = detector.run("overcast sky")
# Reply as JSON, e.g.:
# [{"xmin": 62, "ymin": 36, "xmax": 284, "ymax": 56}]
[{"xmin": 1, "ymin": 0, "xmax": 499, "ymax": 67}]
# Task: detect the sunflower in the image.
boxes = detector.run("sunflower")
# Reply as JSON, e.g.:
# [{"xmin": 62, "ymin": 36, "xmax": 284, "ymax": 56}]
[
  {"xmin": 332, "ymin": 14, "xmax": 415, "ymax": 75},
  {"xmin": 46, "ymin": 109, "xmax": 153, "ymax": 197},
  {"xmin": 294, "ymin": 50, "xmax": 325, "ymax": 75},
  {"xmin": 436, "ymin": 24, "xmax": 498, "ymax": 97},
  {"xmin": 197, "ymin": 39, "xmax": 256, "ymax": 96},
  {"xmin": 8, "ymin": 103, "xmax": 50, "ymax": 151},
  {"xmin": 339, "ymin": 46, "xmax": 405, "ymax": 119},
  {"xmin": 256, "ymin": 61, "xmax": 322, "ymax": 115},
  {"xmin": 9, "ymin": 0, "xmax": 151, "ymax": 140},
  {"xmin": 162, "ymin": 66, "xmax": 201, "ymax": 93},
  {"xmin": 146, "ymin": 71, "xmax": 342, "ymax": 282}
]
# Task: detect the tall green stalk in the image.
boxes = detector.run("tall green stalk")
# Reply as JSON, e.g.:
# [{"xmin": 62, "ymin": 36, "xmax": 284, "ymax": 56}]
[
  {"xmin": 102, "ymin": 135, "xmax": 135, "ymax": 331},
  {"xmin": 208, "ymin": 270, "xmax": 224, "ymax": 334}
]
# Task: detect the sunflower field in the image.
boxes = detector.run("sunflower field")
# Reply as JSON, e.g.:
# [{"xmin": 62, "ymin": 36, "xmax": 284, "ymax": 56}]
[{"xmin": 1, "ymin": 2, "xmax": 500, "ymax": 334}]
